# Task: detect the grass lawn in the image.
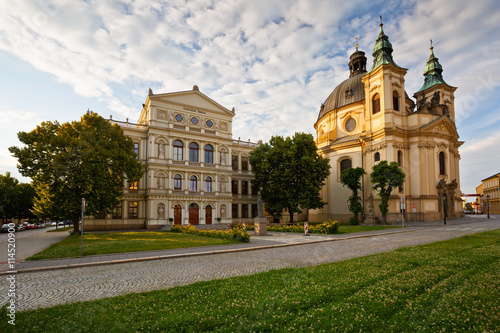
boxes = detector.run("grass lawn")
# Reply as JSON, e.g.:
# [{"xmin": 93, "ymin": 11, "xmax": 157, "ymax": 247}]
[
  {"xmin": 26, "ymin": 232, "xmax": 240, "ymax": 260},
  {"xmin": 4, "ymin": 229, "xmax": 499, "ymax": 332},
  {"xmin": 337, "ymin": 224, "xmax": 399, "ymax": 234}
]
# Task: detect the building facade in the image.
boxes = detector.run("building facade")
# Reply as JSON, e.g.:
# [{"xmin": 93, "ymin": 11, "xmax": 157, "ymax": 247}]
[
  {"xmin": 310, "ymin": 23, "xmax": 464, "ymax": 223},
  {"xmin": 479, "ymin": 173, "xmax": 500, "ymax": 216},
  {"xmin": 84, "ymin": 86, "xmax": 258, "ymax": 230}
]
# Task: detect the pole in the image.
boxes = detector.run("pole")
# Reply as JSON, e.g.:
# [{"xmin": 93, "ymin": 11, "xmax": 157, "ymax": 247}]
[
  {"xmin": 487, "ymin": 200, "xmax": 490, "ymax": 218},
  {"xmin": 81, "ymin": 198, "xmax": 85, "ymax": 257},
  {"xmin": 401, "ymin": 197, "xmax": 405, "ymax": 228}
]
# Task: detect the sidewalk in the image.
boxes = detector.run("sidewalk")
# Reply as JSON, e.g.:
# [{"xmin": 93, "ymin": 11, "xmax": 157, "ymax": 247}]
[{"xmin": 2, "ymin": 215, "xmax": 495, "ymax": 275}]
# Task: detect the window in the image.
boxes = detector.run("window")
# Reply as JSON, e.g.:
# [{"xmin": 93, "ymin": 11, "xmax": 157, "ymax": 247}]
[
  {"xmin": 393, "ymin": 91, "xmax": 400, "ymax": 111},
  {"xmin": 133, "ymin": 143, "xmax": 139, "ymax": 159},
  {"xmin": 173, "ymin": 140, "xmax": 183, "ymax": 161},
  {"xmin": 191, "ymin": 117, "xmax": 198, "ymax": 125},
  {"xmin": 204, "ymin": 144, "xmax": 214, "ymax": 164},
  {"xmin": 174, "ymin": 174, "xmax": 182, "ymax": 190},
  {"xmin": 206, "ymin": 120, "xmax": 213, "ymax": 127},
  {"xmin": 397, "ymin": 150, "xmax": 403, "ymax": 166},
  {"xmin": 439, "ymin": 152, "xmax": 446, "ymax": 175},
  {"xmin": 112, "ymin": 205, "xmax": 122, "ymax": 219},
  {"xmin": 232, "ymin": 204, "xmax": 239, "ymax": 218},
  {"xmin": 252, "ymin": 204, "xmax": 258, "ymax": 218},
  {"xmin": 129, "ymin": 181, "xmax": 138, "ymax": 190},
  {"xmin": 189, "ymin": 142, "xmax": 199, "ymax": 162},
  {"xmin": 242, "ymin": 181, "xmax": 248, "ymax": 195},
  {"xmin": 372, "ymin": 93, "xmax": 381, "ymax": 114},
  {"xmin": 340, "ymin": 159, "xmax": 352, "ymax": 173},
  {"xmin": 175, "ymin": 114, "xmax": 183, "ymax": 122},
  {"xmin": 232, "ymin": 155, "xmax": 238, "ymax": 170},
  {"xmin": 241, "ymin": 157, "xmax": 248, "ymax": 171},
  {"xmin": 374, "ymin": 152, "xmax": 380, "ymax": 163},
  {"xmin": 232, "ymin": 180, "xmax": 238, "ymax": 194},
  {"xmin": 128, "ymin": 201, "xmax": 138, "ymax": 219},
  {"xmin": 190, "ymin": 175, "xmax": 197, "ymax": 191},
  {"xmin": 242, "ymin": 204, "xmax": 249, "ymax": 218},
  {"xmin": 205, "ymin": 176, "xmax": 212, "ymax": 192}
]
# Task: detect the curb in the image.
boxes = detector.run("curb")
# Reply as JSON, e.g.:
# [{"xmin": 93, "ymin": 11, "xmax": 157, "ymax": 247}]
[{"xmin": 0, "ymin": 228, "xmax": 419, "ymax": 275}]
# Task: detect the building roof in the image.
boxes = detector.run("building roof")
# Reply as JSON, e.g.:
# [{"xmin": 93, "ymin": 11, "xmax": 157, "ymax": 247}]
[
  {"xmin": 481, "ymin": 172, "xmax": 500, "ymax": 182},
  {"xmin": 368, "ymin": 23, "xmax": 401, "ymax": 73},
  {"xmin": 416, "ymin": 46, "xmax": 452, "ymax": 93}
]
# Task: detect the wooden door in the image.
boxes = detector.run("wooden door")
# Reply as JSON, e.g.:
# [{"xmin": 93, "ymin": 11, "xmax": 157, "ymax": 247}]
[
  {"xmin": 205, "ymin": 205, "xmax": 212, "ymax": 225},
  {"xmin": 174, "ymin": 205, "xmax": 182, "ymax": 225},
  {"xmin": 189, "ymin": 203, "xmax": 199, "ymax": 225}
]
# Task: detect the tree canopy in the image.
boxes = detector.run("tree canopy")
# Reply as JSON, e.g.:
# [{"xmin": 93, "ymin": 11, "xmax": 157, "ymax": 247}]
[
  {"xmin": 370, "ymin": 160, "xmax": 406, "ymax": 222},
  {"xmin": 9, "ymin": 112, "xmax": 144, "ymax": 232},
  {"xmin": 249, "ymin": 132, "xmax": 330, "ymax": 223},
  {"xmin": 0, "ymin": 172, "xmax": 35, "ymax": 223},
  {"xmin": 340, "ymin": 167, "xmax": 366, "ymax": 224}
]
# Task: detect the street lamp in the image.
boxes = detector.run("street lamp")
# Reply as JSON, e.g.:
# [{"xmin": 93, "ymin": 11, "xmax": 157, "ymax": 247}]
[
  {"xmin": 486, "ymin": 194, "xmax": 490, "ymax": 219},
  {"xmin": 442, "ymin": 193, "xmax": 447, "ymax": 225}
]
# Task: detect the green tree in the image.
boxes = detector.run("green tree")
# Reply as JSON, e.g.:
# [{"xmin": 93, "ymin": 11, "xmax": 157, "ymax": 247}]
[
  {"xmin": 370, "ymin": 160, "xmax": 406, "ymax": 224},
  {"xmin": 0, "ymin": 172, "xmax": 19, "ymax": 223},
  {"xmin": 249, "ymin": 132, "xmax": 330, "ymax": 223},
  {"xmin": 9, "ymin": 112, "xmax": 144, "ymax": 232},
  {"xmin": 340, "ymin": 167, "xmax": 366, "ymax": 224}
]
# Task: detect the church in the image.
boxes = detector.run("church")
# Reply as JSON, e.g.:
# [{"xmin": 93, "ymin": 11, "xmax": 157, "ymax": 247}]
[{"xmin": 309, "ymin": 22, "xmax": 464, "ymax": 223}]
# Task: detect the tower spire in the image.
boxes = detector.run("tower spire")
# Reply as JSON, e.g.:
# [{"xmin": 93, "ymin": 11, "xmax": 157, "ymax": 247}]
[
  {"xmin": 416, "ymin": 41, "xmax": 449, "ymax": 92},
  {"xmin": 368, "ymin": 18, "xmax": 400, "ymax": 72}
]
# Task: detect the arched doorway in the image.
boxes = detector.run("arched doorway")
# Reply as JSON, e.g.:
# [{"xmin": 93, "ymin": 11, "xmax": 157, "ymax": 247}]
[
  {"xmin": 189, "ymin": 203, "xmax": 199, "ymax": 225},
  {"xmin": 205, "ymin": 205, "xmax": 212, "ymax": 225},
  {"xmin": 174, "ymin": 204, "xmax": 182, "ymax": 225}
]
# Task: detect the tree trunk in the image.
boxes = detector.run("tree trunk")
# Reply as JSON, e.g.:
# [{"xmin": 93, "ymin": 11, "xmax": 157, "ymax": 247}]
[
  {"xmin": 73, "ymin": 214, "xmax": 80, "ymax": 234},
  {"xmin": 288, "ymin": 206, "xmax": 294, "ymax": 224}
]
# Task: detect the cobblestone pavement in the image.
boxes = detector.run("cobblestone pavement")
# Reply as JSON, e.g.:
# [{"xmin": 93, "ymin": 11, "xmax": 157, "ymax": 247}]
[{"xmin": 1, "ymin": 218, "xmax": 498, "ymax": 312}]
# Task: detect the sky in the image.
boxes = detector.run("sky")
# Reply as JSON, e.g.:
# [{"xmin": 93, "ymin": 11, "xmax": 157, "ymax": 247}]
[{"xmin": 0, "ymin": 0, "xmax": 499, "ymax": 198}]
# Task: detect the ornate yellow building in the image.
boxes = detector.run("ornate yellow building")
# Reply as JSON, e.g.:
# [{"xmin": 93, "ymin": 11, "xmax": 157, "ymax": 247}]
[
  {"xmin": 480, "ymin": 173, "xmax": 500, "ymax": 215},
  {"xmin": 84, "ymin": 86, "xmax": 258, "ymax": 230},
  {"xmin": 310, "ymin": 23, "xmax": 464, "ymax": 223}
]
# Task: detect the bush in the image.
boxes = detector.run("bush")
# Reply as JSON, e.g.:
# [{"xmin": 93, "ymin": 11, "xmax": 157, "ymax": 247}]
[
  {"xmin": 169, "ymin": 224, "xmax": 251, "ymax": 243},
  {"xmin": 317, "ymin": 219, "xmax": 340, "ymax": 234},
  {"xmin": 349, "ymin": 217, "xmax": 359, "ymax": 225},
  {"xmin": 267, "ymin": 220, "xmax": 340, "ymax": 234}
]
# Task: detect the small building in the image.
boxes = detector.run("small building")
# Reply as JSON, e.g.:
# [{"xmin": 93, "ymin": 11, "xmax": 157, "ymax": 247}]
[
  {"xmin": 480, "ymin": 173, "xmax": 500, "ymax": 215},
  {"xmin": 310, "ymin": 22, "xmax": 464, "ymax": 223},
  {"xmin": 84, "ymin": 86, "xmax": 258, "ymax": 231}
]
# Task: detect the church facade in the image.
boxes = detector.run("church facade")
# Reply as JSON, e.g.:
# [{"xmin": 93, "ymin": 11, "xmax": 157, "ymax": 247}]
[
  {"xmin": 309, "ymin": 23, "xmax": 464, "ymax": 223},
  {"xmin": 84, "ymin": 86, "xmax": 259, "ymax": 231}
]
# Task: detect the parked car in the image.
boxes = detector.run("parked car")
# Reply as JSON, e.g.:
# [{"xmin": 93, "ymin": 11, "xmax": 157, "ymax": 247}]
[
  {"xmin": 15, "ymin": 224, "xmax": 25, "ymax": 231},
  {"xmin": 37, "ymin": 222, "xmax": 46, "ymax": 228},
  {"xmin": 51, "ymin": 222, "xmax": 57, "ymax": 226},
  {"xmin": 25, "ymin": 224, "xmax": 36, "ymax": 230},
  {"xmin": 1, "ymin": 224, "xmax": 12, "ymax": 233}
]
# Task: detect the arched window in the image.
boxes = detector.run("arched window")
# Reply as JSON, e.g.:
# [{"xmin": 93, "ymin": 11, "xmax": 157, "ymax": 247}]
[
  {"xmin": 189, "ymin": 142, "xmax": 199, "ymax": 162},
  {"xmin": 204, "ymin": 144, "xmax": 213, "ymax": 164},
  {"xmin": 173, "ymin": 140, "xmax": 183, "ymax": 161},
  {"xmin": 439, "ymin": 152, "xmax": 446, "ymax": 175},
  {"xmin": 393, "ymin": 91, "xmax": 400, "ymax": 111},
  {"xmin": 174, "ymin": 174, "xmax": 182, "ymax": 190},
  {"xmin": 397, "ymin": 150, "xmax": 403, "ymax": 166},
  {"xmin": 205, "ymin": 176, "xmax": 212, "ymax": 192},
  {"xmin": 372, "ymin": 93, "xmax": 381, "ymax": 114},
  {"xmin": 190, "ymin": 175, "xmax": 197, "ymax": 191},
  {"xmin": 340, "ymin": 159, "xmax": 352, "ymax": 174},
  {"xmin": 374, "ymin": 152, "xmax": 380, "ymax": 163}
]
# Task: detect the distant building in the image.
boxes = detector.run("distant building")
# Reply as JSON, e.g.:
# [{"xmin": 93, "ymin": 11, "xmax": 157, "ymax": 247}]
[
  {"xmin": 310, "ymin": 22, "xmax": 464, "ymax": 223},
  {"xmin": 85, "ymin": 86, "xmax": 258, "ymax": 231},
  {"xmin": 479, "ymin": 173, "xmax": 500, "ymax": 215}
]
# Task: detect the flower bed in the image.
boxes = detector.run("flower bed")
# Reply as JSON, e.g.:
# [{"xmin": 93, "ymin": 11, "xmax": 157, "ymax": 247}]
[
  {"xmin": 268, "ymin": 220, "xmax": 340, "ymax": 234},
  {"xmin": 170, "ymin": 224, "xmax": 251, "ymax": 242}
]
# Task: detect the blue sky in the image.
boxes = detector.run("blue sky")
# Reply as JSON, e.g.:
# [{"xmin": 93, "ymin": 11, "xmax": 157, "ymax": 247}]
[{"xmin": 0, "ymin": 0, "xmax": 499, "ymax": 197}]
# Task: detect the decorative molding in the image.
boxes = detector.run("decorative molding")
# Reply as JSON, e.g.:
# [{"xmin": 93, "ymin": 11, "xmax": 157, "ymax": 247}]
[
  {"xmin": 365, "ymin": 143, "xmax": 387, "ymax": 153},
  {"xmin": 369, "ymin": 84, "xmax": 380, "ymax": 93}
]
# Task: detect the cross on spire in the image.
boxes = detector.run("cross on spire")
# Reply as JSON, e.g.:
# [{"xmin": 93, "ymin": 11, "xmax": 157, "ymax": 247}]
[
  {"xmin": 379, "ymin": 15, "xmax": 383, "ymax": 26},
  {"xmin": 430, "ymin": 39, "xmax": 434, "ymax": 50}
]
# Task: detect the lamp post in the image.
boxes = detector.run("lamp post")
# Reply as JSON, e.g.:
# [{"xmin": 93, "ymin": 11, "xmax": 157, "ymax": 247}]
[
  {"xmin": 442, "ymin": 193, "xmax": 447, "ymax": 225},
  {"xmin": 486, "ymin": 194, "xmax": 490, "ymax": 218}
]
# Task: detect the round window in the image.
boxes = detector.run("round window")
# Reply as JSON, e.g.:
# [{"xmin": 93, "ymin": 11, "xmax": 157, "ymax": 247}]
[
  {"xmin": 206, "ymin": 120, "xmax": 213, "ymax": 127},
  {"xmin": 175, "ymin": 114, "xmax": 183, "ymax": 122},
  {"xmin": 345, "ymin": 118, "xmax": 356, "ymax": 132},
  {"xmin": 191, "ymin": 117, "xmax": 198, "ymax": 125}
]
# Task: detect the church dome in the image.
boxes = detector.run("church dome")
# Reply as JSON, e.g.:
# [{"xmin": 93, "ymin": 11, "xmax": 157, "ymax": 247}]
[{"xmin": 318, "ymin": 72, "xmax": 366, "ymax": 120}]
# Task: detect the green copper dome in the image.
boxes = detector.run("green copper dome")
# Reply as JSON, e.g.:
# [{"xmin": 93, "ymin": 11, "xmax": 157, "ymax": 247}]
[
  {"xmin": 369, "ymin": 24, "xmax": 401, "ymax": 72},
  {"xmin": 416, "ymin": 47, "xmax": 448, "ymax": 93}
]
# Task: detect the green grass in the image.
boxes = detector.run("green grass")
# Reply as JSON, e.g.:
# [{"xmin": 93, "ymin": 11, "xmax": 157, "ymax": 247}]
[
  {"xmin": 26, "ymin": 232, "xmax": 240, "ymax": 260},
  {"xmin": 337, "ymin": 224, "xmax": 399, "ymax": 234},
  {"xmin": 4, "ymin": 230, "xmax": 499, "ymax": 332}
]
